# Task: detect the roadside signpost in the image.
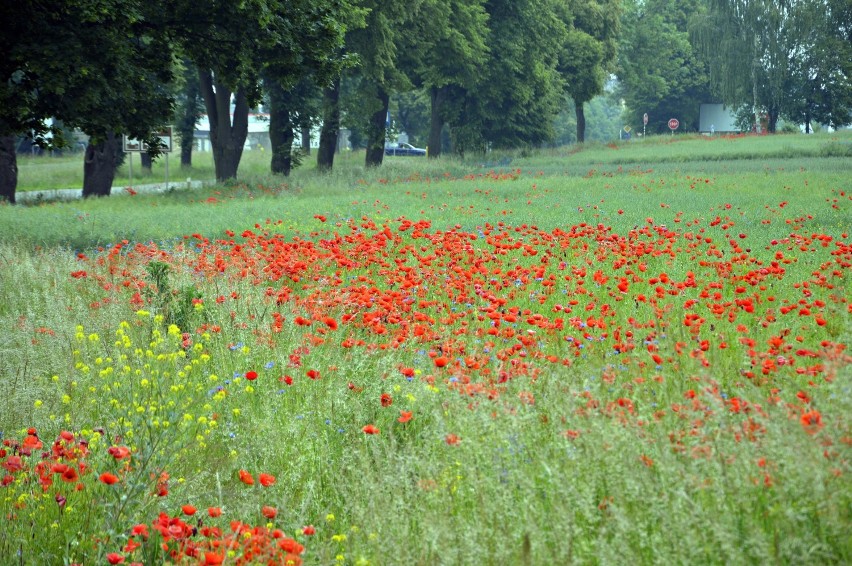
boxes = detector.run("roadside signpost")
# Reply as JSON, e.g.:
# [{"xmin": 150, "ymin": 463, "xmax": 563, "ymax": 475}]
[
  {"xmin": 668, "ymin": 118, "xmax": 679, "ymax": 136},
  {"xmin": 122, "ymin": 127, "xmax": 173, "ymax": 191},
  {"xmin": 643, "ymin": 113, "xmax": 648, "ymax": 138}
]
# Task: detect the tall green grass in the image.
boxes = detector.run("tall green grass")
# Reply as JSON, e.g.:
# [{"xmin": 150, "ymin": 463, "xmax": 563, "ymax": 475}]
[
  {"xmin": 15, "ymin": 147, "xmax": 371, "ymax": 192},
  {"xmin": 1, "ymin": 133, "xmax": 850, "ymax": 565},
  {"xmin": 3, "ymin": 153, "xmax": 849, "ymax": 251},
  {"xmin": 15, "ymin": 130, "xmax": 851, "ymax": 192}
]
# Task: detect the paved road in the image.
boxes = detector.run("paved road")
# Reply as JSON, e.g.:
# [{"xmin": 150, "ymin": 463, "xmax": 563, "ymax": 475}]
[{"xmin": 16, "ymin": 179, "xmax": 210, "ymax": 203}]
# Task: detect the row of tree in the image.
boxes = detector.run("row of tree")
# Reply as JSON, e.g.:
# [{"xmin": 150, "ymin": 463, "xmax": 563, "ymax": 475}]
[
  {"xmin": 1, "ymin": 0, "xmax": 349, "ymax": 203},
  {"xmin": 2, "ymin": 0, "xmax": 849, "ymax": 204},
  {"xmin": 0, "ymin": 0, "xmax": 621, "ymax": 204}
]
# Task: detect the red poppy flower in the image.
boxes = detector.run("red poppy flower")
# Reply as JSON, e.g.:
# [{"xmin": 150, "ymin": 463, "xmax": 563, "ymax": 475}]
[
  {"xmin": 207, "ymin": 507, "xmax": 222, "ymax": 518},
  {"xmin": 3, "ymin": 456, "xmax": 23, "ymax": 473},
  {"xmin": 302, "ymin": 524, "xmax": 316, "ymax": 535},
  {"xmin": 108, "ymin": 446, "xmax": 131, "ymax": 460},
  {"xmin": 307, "ymin": 369, "xmax": 320, "ymax": 380},
  {"xmin": 51, "ymin": 463, "xmax": 69, "ymax": 475},
  {"xmin": 61, "ymin": 467, "xmax": 79, "ymax": 483},
  {"xmin": 245, "ymin": 370, "xmax": 258, "ymax": 380},
  {"xmin": 278, "ymin": 538, "xmax": 305, "ymax": 554},
  {"xmin": 800, "ymin": 410, "xmax": 824, "ymax": 434},
  {"xmin": 106, "ymin": 553, "xmax": 125, "ymax": 565},
  {"xmin": 362, "ymin": 424, "xmax": 380, "ymax": 435},
  {"xmin": 155, "ymin": 472, "xmax": 169, "ymax": 496},
  {"xmin": 445, "ymin": 434, "xmax": 460, "ymax": 445},
  {"xmin": 398, "ymin": 411, "xmax": 413, "ymax": 423},
  {"xmin": 123, "ymin": 539, "xmax": 140, "ymax": 553},
  {"xmin": 239, "ymin": 469, "xmax": 255, "ymax": 485},
  {"xmin": 131, "ymin": 523, "xmax": 149, "ymax": 538},
  {"xmin": 99, "ymin": 472, "xmax": 119, "ymax": 485},
  {"xmin": 380, "ymin": 393, "xmax": 393, "ymax": 407},
  {"xmin": 182, "ymin": 504, "xmax": 197, "ymax": 516},
  {"xmin": 259, "ymin": 473, "xmax": 276, "ymax": 487},
  {"xmin": 262, "ymin": 505, "xmax": 278, "ymax": 519},
  {"xmin": 434, "ymin": 356, "xmax": 449, "ymax": 368},
  {"xmin": 23, "ymin": 434, "xmax": 42, "ymax": 451}
]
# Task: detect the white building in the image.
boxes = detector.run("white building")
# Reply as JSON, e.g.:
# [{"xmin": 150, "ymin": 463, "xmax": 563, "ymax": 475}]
[{"xmin": 194, "ymin": 113, "xmax": 272, "ymax": 151}]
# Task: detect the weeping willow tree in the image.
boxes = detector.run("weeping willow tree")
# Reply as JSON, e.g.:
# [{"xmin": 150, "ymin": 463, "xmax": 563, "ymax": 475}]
[
  {"xmin": 690, "ymin": 0, "xmax": 796, "ymax": 132},
  {"xmin": 784, "ymin": 0, "xmax": 852, "ymax": 130}
]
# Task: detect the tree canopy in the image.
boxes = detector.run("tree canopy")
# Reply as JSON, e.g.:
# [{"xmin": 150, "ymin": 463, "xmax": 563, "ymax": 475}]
[
  {"xmin": 1, "ymin": 0, "xmax": 177, "ymax": 200},
  {"xmin": 3, "ymin": 0, "xmax": 850, "ymax": 201},
  {"xmin": 617, "ymin": 0, "xmax": 712, "ymax": 133},
  {"xmin": 559, "ymin": 0, "xmax": 622, "ymax": 142},
  {"xmin": 173, "ymin": 0, "xmax": 349, "ymax": 180},
  {"xmin": 443, "ymin": 0, "xmax": 569, "ymax": 154},
  {"xmin": 690, "ymin": 0, "xmax": 851, "ymax": 132},
  {"xmin": 397, "ymin": 0, "xmax": 490, "ymax": 157}
]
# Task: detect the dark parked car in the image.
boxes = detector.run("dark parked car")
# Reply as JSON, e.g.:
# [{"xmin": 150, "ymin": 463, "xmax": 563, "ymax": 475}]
[{"xmin": 384, "ymin": 142, "xmax": 426, "ymax": 157}]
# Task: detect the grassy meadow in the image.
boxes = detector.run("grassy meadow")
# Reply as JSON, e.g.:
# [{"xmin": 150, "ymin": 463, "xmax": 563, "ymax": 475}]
[{"xmin": 1, "ymin": 132, "xmax": 851, "ymax": 565}]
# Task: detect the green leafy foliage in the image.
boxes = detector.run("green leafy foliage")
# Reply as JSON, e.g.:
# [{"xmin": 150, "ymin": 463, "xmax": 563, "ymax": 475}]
[
  {"xmin": 145, "ymin": 261, "xmax": 204, "ymax": 333},
  {"xmin": 558, "ymin": 0, "xmax": 622, "ymax": 142},
  {"xmin": 395, "ymin": 0, "xmax": 489, "ymax": 156},
  {"xmin": 445, "ymin": 0, "xmax": 569, "ymax": 153},
  {"xmin": 617, "ymin": 0, "xmax": 713, "ymax": 133},
  {"xmin": 690, "ymin": 0, "xmax": 851, "ymax": 132},
  {"xmin": 169, "ymin": 0, "xmax": 351, "ymax": 180},
  {"xmin": 1, "ymin": 2, "xmax": 175, "ymax": 151}
]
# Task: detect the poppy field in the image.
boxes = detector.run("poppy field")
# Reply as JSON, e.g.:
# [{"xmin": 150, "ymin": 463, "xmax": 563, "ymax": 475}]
[{"xmin": 1, "ymin": 135, "xmax": 851, "ymax": 564}]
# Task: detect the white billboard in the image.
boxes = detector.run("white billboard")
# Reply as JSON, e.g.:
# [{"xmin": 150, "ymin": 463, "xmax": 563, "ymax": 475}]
[{"xmin": 699, "ymin": 104, "xmax": 739, "ymax": 133}]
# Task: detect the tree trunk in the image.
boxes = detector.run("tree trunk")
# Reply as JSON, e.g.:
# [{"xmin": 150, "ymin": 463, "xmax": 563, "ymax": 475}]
[
  {"xmin": 365, "ymin": 87, "xmax": 389, "ymax": 168},
  {"xmin": 0, "ymin": 135, "xmax": 17, "ymax": 204},
  {"xmin": 180, "ymin": 138, "xmax": 193, "ymax": 168},
  {"xmin": 178, "ymin": 63, "xmax": 202, "ymax": 169},
  {"xmin": 767, "ymin": 108, "xmax": 779, "ymax": 133},
  {"xmin": 575, "ymin": 101, "xmax": 586, "ymax": 143},
  {"xmin": 317, "ymin": 76, "xmax": 340, "ymax": 173},
  {"xmin": 301, "ymin": 127, "xmax": 311, "ymax": 155},
  {"xmin": 268, "ymin": 79, "xmax": 294, "ymax": 176},
  {"xmin": 140, "ymin": 151, "xmax": 153, "ymax": 174},
  {"xmin": 198, "ymin": 69, "xmax": 248, "ymax": 181},
  {"xmin": 428, "ymin": 86, "xmax": 447, "ymax": 159},
  {"xmin": 83, "ymin": 132, "xmax": 120, "ymax": 198}
]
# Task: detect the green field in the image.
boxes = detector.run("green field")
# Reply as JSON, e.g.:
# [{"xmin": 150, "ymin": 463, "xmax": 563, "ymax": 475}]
[
  {"xmin": 1, "ymin": 132, "xmax": 850, "ymax": 565},
  {"xmin": 14, "ymin": 131, "xmax": 852, "ymax": 193}
]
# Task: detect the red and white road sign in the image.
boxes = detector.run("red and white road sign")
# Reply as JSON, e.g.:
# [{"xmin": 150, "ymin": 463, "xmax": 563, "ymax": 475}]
[
  {"xmin": 668, "ymin": 118, "xmax": 679, "ymax": 130},
  {"xmin": 643, "ymin": 113, "xmax": 649, "ymax": 126}
]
